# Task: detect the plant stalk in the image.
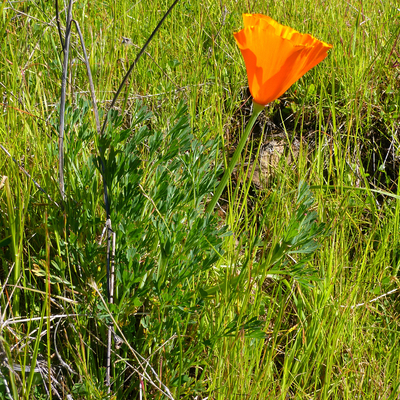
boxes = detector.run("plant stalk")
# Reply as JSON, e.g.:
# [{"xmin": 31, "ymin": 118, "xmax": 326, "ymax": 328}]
[{"xmin": 206, "ymin": 101, "xmax": 264, "ymax": 213}]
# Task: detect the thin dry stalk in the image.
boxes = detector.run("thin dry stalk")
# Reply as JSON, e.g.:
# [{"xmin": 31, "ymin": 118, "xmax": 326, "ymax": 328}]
[
  {"xmin": 99, "ymin": 0, "xmax": 180, "ymax": 389},
  {"xmin": 58, "ymin": 0, "xmax": 73, "ymax": 201},
  {"xmin": 106, "ymin": 226, "xmax": 115, "ymax": 390},
  {"xmin": 54, "ymin": 318, "xmax": 76, "ymax": 374},
  {"xmin": 70, "ymin": 19, "xmax": 101, "ymax": 134},
  {"xmin": 340, "ymin": 287, "xmax": 400, "ymax": 309},
  {"xmin": 90, "ymin": 282, "xmax": 175, "ymax": 399},
  {"xmin": 99, "ymin": 0, "xmax": 181, "ymax": 137},
  {"xmin": 0, "ymin": 369, "xmax": 13, "ymax": 400},
  {"xmin": 55, "ymin": 0, "xmax": 65, "ymax": 49}
]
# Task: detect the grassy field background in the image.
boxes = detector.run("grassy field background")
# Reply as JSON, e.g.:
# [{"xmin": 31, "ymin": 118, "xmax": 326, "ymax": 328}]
[{"xmin": 1, "ymin": 0, "xmax": 400, "ymax": 398}]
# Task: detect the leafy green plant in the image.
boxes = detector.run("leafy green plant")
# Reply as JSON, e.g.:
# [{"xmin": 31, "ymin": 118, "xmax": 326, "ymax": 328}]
[{"xmin": 1, "ymin": 0, "xmax": 400, "ymax": 399}]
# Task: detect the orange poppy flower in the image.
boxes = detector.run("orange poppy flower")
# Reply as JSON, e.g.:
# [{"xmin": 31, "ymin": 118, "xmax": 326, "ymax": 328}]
[{"xmin": 234, "ymin": 14, "xmax": 333, "ymax": 106}]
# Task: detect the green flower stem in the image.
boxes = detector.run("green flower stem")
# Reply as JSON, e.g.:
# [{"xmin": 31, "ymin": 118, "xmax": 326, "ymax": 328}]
[{"xmin": 206, "ymin": 101, "xmax": 264, "ymax": 214}]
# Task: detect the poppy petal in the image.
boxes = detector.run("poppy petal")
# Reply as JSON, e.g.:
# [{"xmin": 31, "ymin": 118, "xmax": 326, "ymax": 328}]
[{"xmin": 234, "ymin": 14, "xmax": 333, "ymax": 105}]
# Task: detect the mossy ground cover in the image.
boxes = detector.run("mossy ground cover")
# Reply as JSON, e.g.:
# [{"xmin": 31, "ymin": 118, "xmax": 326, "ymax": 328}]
[{"xmin": 1, "ymin": 0, "xmax": 400, "ymax": 399}]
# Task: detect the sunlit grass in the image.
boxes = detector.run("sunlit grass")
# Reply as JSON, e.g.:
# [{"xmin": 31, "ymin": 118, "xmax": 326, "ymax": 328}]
[{"xmin": 1, "ymin": 0, "xmax": 400, "ymax": 399}]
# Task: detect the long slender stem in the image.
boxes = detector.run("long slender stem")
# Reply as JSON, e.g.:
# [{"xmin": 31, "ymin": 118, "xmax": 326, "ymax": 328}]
[
  {"xmin": 106, "ymin": 226, "xmax": 115, "ymax": 391},
  {"xmin": 206, "ymin": 101, "xmax": 264, "ymax": 214},
  {"xmin": 71, "ymin": 20, "xmax": 100, "ymax": 134},
  {"xmin": 99, "ymin": 0, "xmax": 181, "ymax": 138},
  {"xmin": 55, "ymin": 0, "xmax": 64, "ymax": 49},
  {"xmin": 58, "ymin": 0, "xmax": 73, "ymax": 201}
]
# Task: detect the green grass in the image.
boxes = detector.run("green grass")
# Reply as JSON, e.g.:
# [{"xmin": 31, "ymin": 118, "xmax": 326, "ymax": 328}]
[{"xmin": 1, "ymin": 0, "xmax": 400, "ymax": 399}]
